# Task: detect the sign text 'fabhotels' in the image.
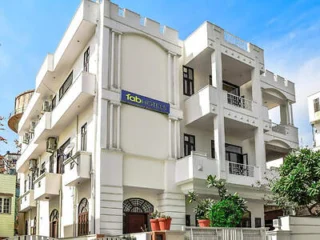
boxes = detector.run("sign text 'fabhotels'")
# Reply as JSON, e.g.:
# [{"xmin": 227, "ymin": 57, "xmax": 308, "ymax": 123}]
[{"xmin": 121, "ymin": 90, "xmax": 170, "ymax": 114}]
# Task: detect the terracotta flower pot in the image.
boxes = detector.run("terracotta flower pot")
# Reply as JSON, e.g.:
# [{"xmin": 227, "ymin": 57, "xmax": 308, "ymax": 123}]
[
  {"xmin": 198, "ymin": 219, "xmax": 210, "ymax": 227},
  {"xmin": 150, "ymin": 219, "xmax": 160, "ymax": 231},
  {"xmin": 158, "ymin": 218, "xmax": 167, "ymax": 230},
  {"xmin": 165, "ymin": 218, "xmax": 172, "ymax": 230}
]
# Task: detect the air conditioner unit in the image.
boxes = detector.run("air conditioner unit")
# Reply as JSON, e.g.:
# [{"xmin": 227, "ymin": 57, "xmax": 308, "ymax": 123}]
[
  {"xmin": 23, "ymin": 133, "xmax": 30, "ymax": 144},
  {"xmin": 29, "ymin": 159, "xmax": 37, "ymax": 170},
  {"xmin": 46, "ymin": 137, "xmax": 57, "ymax": 153},
  {"xmin": 42, "ymin": 100, "xmax": 51, "ymax": 112},
  {"xmin": 29, "ymin": 121, "xmax": 37, "ymax": 133}
]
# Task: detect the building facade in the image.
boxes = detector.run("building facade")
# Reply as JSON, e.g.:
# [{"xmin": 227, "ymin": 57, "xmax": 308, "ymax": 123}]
[
  {"xmin": 15, "ymin": 0, "xmax": 299, "ymax": 237},
  {"xmin": 0, "ymin": 174, "xmax": 17, "ymax": 238},
  {"xmin": 308, "ymin": 92, "xmax": 320, "ymax": 150}
]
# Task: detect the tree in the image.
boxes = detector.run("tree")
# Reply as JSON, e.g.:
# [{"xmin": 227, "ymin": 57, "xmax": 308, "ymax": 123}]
[
  {"xmin": 271, "ymin": 148, "xmax": 320, "ymax": 216},
  {"xmin": 188, "ymin": 175, "xmax": 247, "ymax": 227},
  {"xmin": 0, "ymin": 116, "xmax": 7, "ymax": 173}
]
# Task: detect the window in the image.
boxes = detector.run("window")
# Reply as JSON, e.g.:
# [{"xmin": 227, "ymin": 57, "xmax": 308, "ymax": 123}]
[
  {"xmin": 0, "ymin": 197, "xmax": 11, "ymax": 214},
  {"xmin": 211, "ymin": 140, "xmax": 215, "ymax": 158},
  {"xmin": 314, "ymin": 98, "xmax": 320, "ymax": 113},
  {"xmin": 57, "ymin": 139, "xmax": 71, "ymax": 174},
  {"xmin": 49, "ymin": 154, "xmax": 54, "ymax": 173},
  {"xmin": 83, "ymin": 47, "xmax": 90, "ymax": 72},
  {"xmin": 78, "ymin": 198, "xmax": 89, "ymax": 236},
  {"xmin": 209, "ymin": 75, "xmax": 212, "ymax": 85},
  {"xmin": 40, "ymin": 162, "xmax": 46, "ymax": 175},
  {"xmin": 81, "ymin": 123, "xmax": 87, "ymax": 151},
  {"xmin": 183, "ymin": 66, "xmax": 194, "ymax": 96},
  {"xmin": 24, "ymin": 180, "xmax": 27, "ymax": 193},
  {"xmin": 59, "ymin": 71, "xmax": 73, "ymax": 100},
  {"xmin": 255, "ymin": 218, "xmax": 262, "ymax": 228},
  {"xmin": 184, "ymin": 134, "xmax": 195, "ymax": 156},
  {"xmin": 51, "ymin": 96, "xmax": 57, "ymax": 111}
]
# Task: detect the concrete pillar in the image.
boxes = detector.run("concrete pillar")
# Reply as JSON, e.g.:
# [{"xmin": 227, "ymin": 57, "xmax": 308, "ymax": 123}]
[
  {"xmin": 254, "ymin": 127, "xmax": 266, "ymax": 181},
  {"xmin": 211, "ymin": 50, "xmax": 226, "ymax": 178},
  {"xmin": 280, "ymin": 103, "xmax": 290, "ymax": 125}
]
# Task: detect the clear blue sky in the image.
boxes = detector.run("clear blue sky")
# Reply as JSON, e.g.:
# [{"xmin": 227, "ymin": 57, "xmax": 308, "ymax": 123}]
[{"xmin": 1, "ymin": 0, "xmax": 320, "ymax": 154}]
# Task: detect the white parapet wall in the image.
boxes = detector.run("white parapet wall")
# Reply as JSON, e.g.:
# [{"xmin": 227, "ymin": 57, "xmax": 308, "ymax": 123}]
[{"xmin": 267, "ymin": 216, "xmax": 320, "ymax": 240}]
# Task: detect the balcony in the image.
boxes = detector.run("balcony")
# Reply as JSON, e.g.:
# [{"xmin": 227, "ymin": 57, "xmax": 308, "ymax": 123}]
[
  {"xmin": 176, "ymin": 151, "xmax": 261, "ymax": 191},
  {"xmin": 63, "ymin": 151, "xmax": 91, "ymax": 186},
  {"xmin": 184, "ymin": 85, "xmax": 218, "ymax": 125},
  {"xmin": 226, "ymin": 161, "xmax": 260, "ymax": 186},
  {"xmin": 33, "ymin": 112, "xmax": 52, "ymax": 144},
  {"xmin": 34, "ymin": 172, "xmax": 62, "ymax": 200},
  {"xmin": 36, "ymin": 0, "xmax": 98, "ymax": 94},
  {"xmin": 51, "ymin": 71, "xmax": 95, "ymax": 131},
  {"xmin": 19, "ymin": 190, "xmax": 36, "ymax": 212},
  {"xmin": 264, "ymin": 123, "xmax": 299, "ymax": 149},
  {"xmin": 184, "ymin": 22, "xmax": 264, "ymax": 70},
  {"xmin": 260, "ymin": 70, "xmax": 295, "ymax": 103},
  {"xmin": 175, "ymin": 151, "xmax": 218, "ymax": 185}
]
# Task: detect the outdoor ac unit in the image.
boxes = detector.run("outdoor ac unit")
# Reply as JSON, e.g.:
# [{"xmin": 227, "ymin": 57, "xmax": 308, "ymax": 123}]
[
  {"xmin": 42, "ymin": 100, "xmax": 51, "ymax": 112},
  {"xmin": 23, "ymin": 133, "xmax": 30, "ymax": 144},
  {"xmin": 46, "ymin": 137, "xmax": 57, "ymax": 153},
  {"xmin": 29, "ymin": 121, "xmax": 37, "ymax": 133},
  {"xmin": 29, "ymin": 159, "xmax": 37, "ymax": 170}
]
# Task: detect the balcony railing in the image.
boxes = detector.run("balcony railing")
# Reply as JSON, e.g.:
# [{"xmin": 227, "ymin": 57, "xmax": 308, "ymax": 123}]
[
  {"xmin": 227, "ymin": 92, "xmax": 253, "ymax": 111},
  {"xmin": 185, "ymin": 227, "xmax": 266, "ymax": 240},
  {"xmin": 224, "ymin": 31, "xmax": 249, "ymax": 52},
  {"xmin": 228, "ymin": 161, "xmax": 254, "ymax": 177},
  {"xmin": 271, "ymin": 122, "xmax": 287, "ymax": 135}
]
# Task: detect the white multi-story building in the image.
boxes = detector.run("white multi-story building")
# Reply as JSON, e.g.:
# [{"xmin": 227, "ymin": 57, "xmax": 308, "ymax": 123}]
[
  {"xmin": 15, "ymin": 0, "xmax": 299, "ymax": 237},
  {"xmin": 308, "ymin": 92, "xmax": 320, "ymax": 150}
]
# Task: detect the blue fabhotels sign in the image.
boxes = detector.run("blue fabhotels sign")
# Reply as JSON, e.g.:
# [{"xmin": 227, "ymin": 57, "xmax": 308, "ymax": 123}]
[{"xmin": 121, "ymin": 90, "xmax": 170, "ymax": 115}]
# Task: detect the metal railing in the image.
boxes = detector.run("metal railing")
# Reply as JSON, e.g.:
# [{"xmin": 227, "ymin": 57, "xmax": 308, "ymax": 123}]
[
  {"xmin": 5, "ymin": 236, "xmax": 58, "ymax": 240},
  {"xmin": 227, "ymin": 92, "xmax": 253, "ymax": 111},
  {"xmin": 228, "ymin": 161, "xmax": 254, "ymax": 177},
  {"xmin": 271, "ymin": 122, "xmax": 287, "ymax": 135},
  {"xmin": 8, "ymin": 107, "xmax": 28, "ymax": 118},
  {"xmin": 184, "ymin": 227, "xmax": 266, "ymax": 240},
  {"xmin": 224, "ymin": 31, "xmax": 249, "ymax": 52}
]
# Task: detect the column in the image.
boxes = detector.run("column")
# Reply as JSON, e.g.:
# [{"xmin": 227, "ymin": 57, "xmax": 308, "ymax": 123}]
[
  {"xmin": 211, "ymin": 50, "xmax": 226, "ymax": 178},
  {"xmin": 280, "ymin": 104, "xmax": 288, "ymax": 125},
  {"xmin": 255, "ymin": 127, "xmax": 266, "ymax": 181},
  {"xmin": 116, "ymin": 104, "xmax": 121, "ymax": 149},
  {"xmin": 110, "ymin": 31, "xmax": 115, "ymax": 89}
]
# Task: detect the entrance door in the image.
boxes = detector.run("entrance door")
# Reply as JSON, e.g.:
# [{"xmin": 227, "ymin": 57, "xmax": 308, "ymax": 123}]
[
  {"xmin": 51, "ymin": 221, "xmax": 58, "ymax": 238},
  {"xmin": 126, "ymin": 213, "xmax": 147, "ymax": 234}
]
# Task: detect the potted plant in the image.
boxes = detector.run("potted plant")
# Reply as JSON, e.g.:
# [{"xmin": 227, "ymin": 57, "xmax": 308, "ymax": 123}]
[
  {"xmin": 150, "ymin": 210, "xmax": 160, "ymax": 231},
  {"xmin": 188, "ymin": 192, "xmax": 214, "ymax": 227},
  {"xmin": 158, "ymin": 214, "xmax": 172, "ymax": 230}
]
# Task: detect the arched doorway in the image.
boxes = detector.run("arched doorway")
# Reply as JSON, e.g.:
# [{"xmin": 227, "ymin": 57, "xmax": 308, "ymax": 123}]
[
  {"xmin": 50, "ymin": 209, "xmax": 59, "ymax": 238},
  {"xmin": 31, "ymin": 216, "xmax": 36, "ymax": 235},
  {"xmin": 123, "ymin": 198, "xmax": 154, "ymax": 234},
  {"xmin": 25, "ymin": 220, "xmax": 28, "ymax": 235},
  {"xmin": 78, "ymin": 198, "xmax": 89, "ymax": 236}
]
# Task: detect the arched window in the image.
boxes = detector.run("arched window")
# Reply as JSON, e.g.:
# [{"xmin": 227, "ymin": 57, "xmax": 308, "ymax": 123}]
[
  {"xmin": 50, "ymin": 209, "xmax": 59, "ymax": 238},
  {"xmin": 78, "ymin": 198, "xmax": 89, "ymax": 236},
  {"xmin": 123, "ymin": 198, "xmax": 154, "ymax": 213},
  {"xmin": 123, "ymin": 198, "xmax": 154, "ymax": 234}
]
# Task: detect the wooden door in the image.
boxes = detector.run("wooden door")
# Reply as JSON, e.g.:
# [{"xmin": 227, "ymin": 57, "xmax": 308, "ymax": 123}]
[
  {"xmin": 126, "ymin": 213, "xmax": 147, "ymax": 234},
  {"xmin": 50, "ymin": 221, "xmax": 58, "ymax": 238}
]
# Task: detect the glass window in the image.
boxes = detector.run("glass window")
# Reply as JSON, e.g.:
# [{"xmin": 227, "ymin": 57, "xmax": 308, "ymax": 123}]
[
  {"xmin": 183, "ymin": 66, "xmax": 194, "ymax": 96},
  {"xmin": 0, "ymin": 198, "xmax": 2, "ymax": 213},
  {"xmin": 83, "ymin": 47, "xmax": 90, "ymax": 72},
  {"xmin": 314, "ymin": 98, "xmax": 320, "ymax": 113},
  {"xmin": 51, "ymin": 96, "xmax": 56, "ymax": 111},
  {"xmin": 59, "ymin": 71, "xmax": 73, "ymax": 100},
  {"xmin": 81, "ymin": 123, "xmax": 87, "ymax": 151},
  {"xmin": 184, "ymin": 134, "xmax": 195, "ymax": 156},
  {"xmin": 0, "ymin": 197, "xmax": 10, "ymax": 214},
  {"xmin": 49, "ymin": 154, "xmax": 54, "ymax": 173}
]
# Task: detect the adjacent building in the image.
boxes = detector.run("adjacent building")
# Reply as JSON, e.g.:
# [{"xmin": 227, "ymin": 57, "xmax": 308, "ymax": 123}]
[
  {"xmin": 0, "ymin": 174, "xmax": 17, "ymax": 238},
  {"xmin": 308, "ymin": 92, "xmax": 320, "ymax": 150},
  {"xmin": 14, "ymin": 0, "xmax": 299, "ymax": 237}
]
